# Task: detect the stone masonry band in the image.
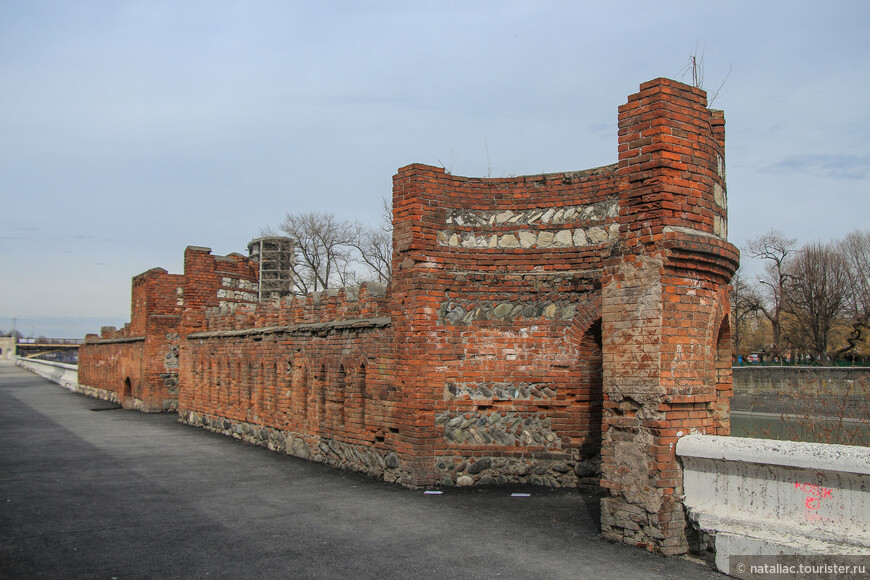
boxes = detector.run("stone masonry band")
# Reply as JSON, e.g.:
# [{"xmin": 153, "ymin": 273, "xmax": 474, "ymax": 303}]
[{"xmin": 439, "ymin": 199, "xmax": 620, "ymax": 250}]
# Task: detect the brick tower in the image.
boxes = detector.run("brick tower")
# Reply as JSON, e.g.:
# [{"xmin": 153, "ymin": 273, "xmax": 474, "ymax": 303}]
[{"xmin": 599, "ymin": 78, "xmax": 739, "ymax": 553}]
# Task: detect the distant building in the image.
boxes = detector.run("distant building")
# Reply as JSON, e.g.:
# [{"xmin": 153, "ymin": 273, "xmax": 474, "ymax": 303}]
[
  {"xmin": 247, "ymin": 236, "xmax": 296, "ymax": 302},
  {"xmin": 0, "ymin": 336, "xmax": 15, "ymax": 360}
]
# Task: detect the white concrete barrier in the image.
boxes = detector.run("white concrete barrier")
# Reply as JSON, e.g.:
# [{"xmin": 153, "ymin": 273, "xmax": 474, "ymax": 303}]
[
  {"xmin": 15, "ymin": 356, "xmax": 122, "ymax": 405},
  {"xmin": 15, "ymin": 357, "xmax": 79, "ymax": 391},
  {"xmin": 677, "ymin": 434, "xmax": 870, "ymax": 575}
]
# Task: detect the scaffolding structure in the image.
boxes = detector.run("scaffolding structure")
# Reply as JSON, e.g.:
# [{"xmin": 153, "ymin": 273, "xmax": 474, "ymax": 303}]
[{"xmin": 247, "ymin": 236, "xmax": 296, "ymax": 302}]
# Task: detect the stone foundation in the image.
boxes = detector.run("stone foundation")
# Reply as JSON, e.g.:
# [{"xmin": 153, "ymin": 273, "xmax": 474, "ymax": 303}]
[{"xmin": 180, "ymin": 409, "xmax": 413, "ymax": 484}]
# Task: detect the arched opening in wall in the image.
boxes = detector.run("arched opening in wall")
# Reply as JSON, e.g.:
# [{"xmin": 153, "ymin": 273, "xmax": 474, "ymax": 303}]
[
  {"xmin": 216, "ymin": 359, "xmax": 225, "ymax": 410},
  {"xmin": 122, "ymin": 376, "xmax": 133, "ymax": 408},
  {"xmin": 337, "ymin": 365, "xmax": 347, "ymax": 428},
  {"xmin": 222, "ymin": 358, "xmax": 230, "ymax": 413},
  {"xmin": 269, "ymin": 361, "xmax": 276, "ymax": 417},
  {"xmin": 578, "ymin": 319, "xmax": 603, "ymax": 476},
  {"xmin": 714, "ymin": 316, "xmax": 732, "ymax": 436},
  {"xmin": 283, "ymin": 359, "xmax": 293, "ymax": 428}
]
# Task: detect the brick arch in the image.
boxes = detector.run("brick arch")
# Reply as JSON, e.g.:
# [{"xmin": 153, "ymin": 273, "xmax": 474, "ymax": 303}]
[
  {"xmin": 705, "ymin": 287, "xmax": 731, "ymax": 346},
  {"xmin": 565, "ymin": 299, "xmax": 604, "ymax": 472},
  {"xmin": 273, "ymin": 359, "xmax": 281, "ymax": 415},
  {"xmin": 570, "ymin": 295, "xmax": 603, "ymax": 338},
  {"xmin": 122, "ymin": 376, "xmax": 134, "ymax": 408},
  {"xmin": 207, "ymin": 356, "xmax": 216, "ymax": 408},
  {"xmin": 286, "ymin": 354, "xmax": 309, "ymax": 430},
  {"xmin": 191, "ymin": 357, "xmax": 203, "ymax": 408},
  {"xmin": 287, "ymin": 348, "xmax": 329, "ymax": 435},
  {"xmin": 335, "ymin": 364, "xmax": 347, "ymax": 429},
  {"xmin": 217, "ymin": 357, "xmax": 227, "ymax": 412},
  {"xmin": 258, "ymin": 359, "xmax": 268, "ymax": 422},
  {"xmin": 710, "ymin": 290, "xmax": 733, "ymax": 436},
  {"xmin": 579, "ymin": 318, "xmax": 603, "ymax": 462},
  {"xmin": 229, "ymin": 357, "xmax": 245, "ymax": 416},
  {"xmin": 339, "ymin": 353, "xmax": 371, "ymax": 438}
]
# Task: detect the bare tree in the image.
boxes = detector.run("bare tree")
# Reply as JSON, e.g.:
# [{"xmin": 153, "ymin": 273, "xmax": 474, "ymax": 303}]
[
  {"xmin": 267, "ymin": 203, "xmax": 394, "ymax": 295},
  {"xmin": 276, "ymin": 211, "xmax": 358, "ymax": 294},
  {"xmin": 678, "ymin": 44, "xmax": 732, "ymax": 106},
  {"xmin": 835, "ymin": 230, "xmax": 870, "ymax": 360},
  {"xmin": 747, "ymin": 230, "xmax": 797, "ymax": 360},
  {"xmin": 348, "ymin": 196, "xmax": 392, "ymax": 284},
  {"xmin": 730, "ymin": 269, "xmax": 761, "ymax": 360},
  {"xmin": 784, "ymin": 241, "xmax": 850, "ymax": 361}
]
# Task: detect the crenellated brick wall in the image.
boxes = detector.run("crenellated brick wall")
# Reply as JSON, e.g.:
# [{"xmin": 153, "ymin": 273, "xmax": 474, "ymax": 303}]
[
  {"xmin": 78, "ymin": 247, "xmax": 259, "ymax": 412},
  {"xmin": 75, "ymin": 78, "xmax": 738, "ymax": 555},
  {"xmin": 176, "ymin": 282, "xmax": 403, "ymax": 481}
]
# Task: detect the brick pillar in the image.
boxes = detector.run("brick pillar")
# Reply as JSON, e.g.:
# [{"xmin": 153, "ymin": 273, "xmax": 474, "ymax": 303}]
[
  {"xmin": 138, "ymin": 268, "xmax": 184, "ymax": 412},
  {"xmin": 600, "ymin": 79, "xmax": 739, "ymax": 553},
  {"xmin": 389, "ymin": 163, "xmax": 447, "ymax": 486}
]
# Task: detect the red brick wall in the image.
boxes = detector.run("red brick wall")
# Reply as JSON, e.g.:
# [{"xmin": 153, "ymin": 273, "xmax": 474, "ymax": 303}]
[
  {"xmin": 76, "ymin": 338, "xmax": 144, "ymax": 405},
  {"xmin": 391, "ymin": 164, "xmax": 619, "ymax": 487},
  {"xmin": 79, "ymin": 247, "xmax": 259, "ymax": 412},
  {"xmin": 177, "ymin": 283, "xmax": 401, "ymax": 480},
  {"xmin": 76, "ymin": 77, "xmax": 739, "ymax": 556}
]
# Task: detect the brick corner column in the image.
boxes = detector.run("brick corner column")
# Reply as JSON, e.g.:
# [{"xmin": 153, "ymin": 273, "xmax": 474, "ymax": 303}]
[{"xmin": 600, "ymin": 78, "xmax": 739, "ymax": 554}]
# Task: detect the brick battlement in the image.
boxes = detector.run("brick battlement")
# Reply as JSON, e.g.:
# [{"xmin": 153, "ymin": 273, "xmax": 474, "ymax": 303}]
[{"xmin": 197, "ymin": 281, "xmax": 391, "ymax": 332}]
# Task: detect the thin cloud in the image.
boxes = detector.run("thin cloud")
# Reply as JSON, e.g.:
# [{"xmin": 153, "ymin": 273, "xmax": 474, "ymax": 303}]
[{"xmin": 763, "ymin": 154, "xmax": 870, "ymax": 180}]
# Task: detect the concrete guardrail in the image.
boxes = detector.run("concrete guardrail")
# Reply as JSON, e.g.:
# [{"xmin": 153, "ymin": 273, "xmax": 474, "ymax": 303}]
[
  {"xmin": 15, "ymin": 357, "xmax": 79, "ymax": 392},
  {"xmin": 677, "ymin": 434, "xmax": 870, "ymax": 575}
]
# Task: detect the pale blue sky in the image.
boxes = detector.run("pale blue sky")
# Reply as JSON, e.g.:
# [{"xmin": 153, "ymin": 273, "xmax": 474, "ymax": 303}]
[{"xmin": 2, "ymin": 1, "xmax": 868, "ymax": 337}]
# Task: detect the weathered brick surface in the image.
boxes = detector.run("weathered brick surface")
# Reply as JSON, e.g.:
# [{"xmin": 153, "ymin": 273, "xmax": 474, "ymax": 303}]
[
  {"xmin": 390, "ymin": 162, "xmax": 615, "ymax": 487},
  {"xmin": 79, "ymin": 247, "xmax": 258, "ymax": 412},
  {"xmin": 75, "ymin": 77, "xmax": 738, "ymax": 555},
  {"xmin": 176, "ymin": 283, "xmax": 405, "ymax": 481},
  {"xmin": 599, "ymin": 78, "xmax": 738, "ymax": 553}
]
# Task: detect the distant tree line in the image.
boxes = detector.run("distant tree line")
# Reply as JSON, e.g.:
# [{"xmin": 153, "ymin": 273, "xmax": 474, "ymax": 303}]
[{"xmin": 732, "ymin": 229, "xmax": 870, "ymax": 364}]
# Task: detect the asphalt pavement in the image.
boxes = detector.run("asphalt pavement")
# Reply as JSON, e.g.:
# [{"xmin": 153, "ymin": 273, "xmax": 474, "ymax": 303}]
[{"xmin": 0, "ymin": 361, "xmax": 723, "ymax": 579}]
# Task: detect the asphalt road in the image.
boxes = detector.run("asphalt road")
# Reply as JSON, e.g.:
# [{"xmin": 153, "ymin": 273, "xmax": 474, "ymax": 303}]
[{"xmin": 0, "ymin": 362, "xmax": 723, "ymax": 579}]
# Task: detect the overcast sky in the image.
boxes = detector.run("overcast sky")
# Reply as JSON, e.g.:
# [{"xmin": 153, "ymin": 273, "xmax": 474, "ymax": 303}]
[{"xmin": 2, "ymin": 1, "xmax": 868, "ymax": 337}]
